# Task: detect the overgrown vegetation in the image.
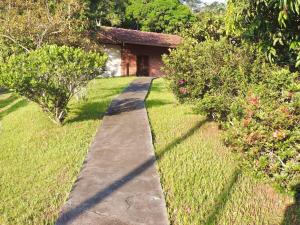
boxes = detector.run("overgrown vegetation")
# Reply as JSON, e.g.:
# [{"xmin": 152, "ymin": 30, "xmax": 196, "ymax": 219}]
[
  {"xmin": 0, "ymin": 77, "xmax": 134, "ymax": 224},
  {"xmin": 164, "ymin": 2, "xmax": 300, "ymax": 191}
]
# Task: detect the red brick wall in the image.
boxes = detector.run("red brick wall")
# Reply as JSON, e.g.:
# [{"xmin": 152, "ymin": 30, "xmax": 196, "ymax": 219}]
[{"xmin": 121, "ymin": 44, "xmax": 169, "ymax": 77}]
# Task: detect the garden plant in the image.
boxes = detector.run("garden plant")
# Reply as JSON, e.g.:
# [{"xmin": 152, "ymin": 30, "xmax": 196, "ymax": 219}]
[
  {"xmin": 163, "ymin": 4, "xmax": 300, "ymax": 192},
  {"xmin": 0, "ymin": 45, "xmax": 107, "ymax": 124}
]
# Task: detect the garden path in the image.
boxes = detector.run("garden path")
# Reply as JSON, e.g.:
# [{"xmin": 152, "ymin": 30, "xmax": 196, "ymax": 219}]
[{"xmin": 56, "ymin": 77, "xmax": 168, "ymax": 225}]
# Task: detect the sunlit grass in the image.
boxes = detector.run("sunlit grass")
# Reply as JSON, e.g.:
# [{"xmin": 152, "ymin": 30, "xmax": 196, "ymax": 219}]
[
  {"xmin": 0, "ymin": 77, "xmax": 135, "ymax": 225},
  {"xmin": 146, "ymin": 78, "xmax": 296, "ymax": 225}
]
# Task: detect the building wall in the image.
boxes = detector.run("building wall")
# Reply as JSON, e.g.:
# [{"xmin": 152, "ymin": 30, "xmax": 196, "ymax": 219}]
[
  {"xmin": 102, "ymin": 44, "xmax": 122, "ymax": 77},
  {"xmin": 121, "ymin": 44, "xmax": 169, "ymax": 77}
]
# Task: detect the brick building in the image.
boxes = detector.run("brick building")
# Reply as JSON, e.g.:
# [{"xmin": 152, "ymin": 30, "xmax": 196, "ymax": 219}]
[{"xmin": 96, "ymin": 27, "xmax": 182, "ymax": 77}]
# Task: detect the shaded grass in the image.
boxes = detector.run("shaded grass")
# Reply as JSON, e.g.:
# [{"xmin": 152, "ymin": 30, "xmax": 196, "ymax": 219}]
[
  {"xmin": 0, "ymin": 77, "xmax": 135, "ymax": 225},
  {"xmin": 146, "ymin": 78, "xmax": 296, "ymax": 225}
]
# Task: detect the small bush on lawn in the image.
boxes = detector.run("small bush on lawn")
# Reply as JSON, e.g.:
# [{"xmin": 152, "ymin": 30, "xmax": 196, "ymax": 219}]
[
  {"xmin": 0, "ymin": 45, "xmax": 107, "ymax": 124},
  {"xmin": 163, "ymin": 38, "xmax": 300, "ymax": 191}
]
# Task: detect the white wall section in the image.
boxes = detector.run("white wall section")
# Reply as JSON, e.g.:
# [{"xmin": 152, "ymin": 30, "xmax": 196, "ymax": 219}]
[{"xmin": 102, "ymin": 44, "xmax": 122, "ymax": 77}]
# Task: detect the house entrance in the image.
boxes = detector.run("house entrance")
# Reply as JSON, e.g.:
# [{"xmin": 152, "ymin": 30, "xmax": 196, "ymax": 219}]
[{"xmin": 137, "ymin": 55, "xmax": 149, "ymax": 76}]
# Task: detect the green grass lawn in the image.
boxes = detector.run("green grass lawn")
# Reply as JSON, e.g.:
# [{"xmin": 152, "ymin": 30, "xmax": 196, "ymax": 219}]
[
  {"xmin": 146, "ymin": 78, "xmax": 298, "ymax": 225},
  {"xmin": 0, "ymin": 77, "xmax": 135, "ymax": 225}
]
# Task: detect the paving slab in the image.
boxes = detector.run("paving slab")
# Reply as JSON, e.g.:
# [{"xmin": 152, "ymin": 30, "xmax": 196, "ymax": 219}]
[{"xmin": 56, "ymin": 77, "xmax": 169, "ymax": 225}]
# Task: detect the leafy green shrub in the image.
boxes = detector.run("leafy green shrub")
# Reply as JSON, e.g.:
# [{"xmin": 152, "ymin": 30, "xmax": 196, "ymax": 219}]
[
  {"xmin": 225, "ymin": 69, "xmax": 300, "ymax": 190},
  {"xmin": 163, "ymin": 37, "xmax": 300, "ymax": 190},
  {"xmin": 163, "ymin": 38, "xmax": 269, "ymax": 120},
  {"xmin": 0, "ymin": 45, "xmax": 107, "ymax": 124}
]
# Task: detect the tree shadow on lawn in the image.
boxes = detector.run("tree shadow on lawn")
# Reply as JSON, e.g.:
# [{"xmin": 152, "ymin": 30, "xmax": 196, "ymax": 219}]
[
  {"xmin": 0, "ymin": 98, "xmax": 28, "ymax": 120},
  {"xmin": 67, "ymin": 93, "xmax": 172, "ymax": 124},
  {"xmin": 146, "ymin": 99, "xmax": 173, "ymax": 108},
  {"xmin": 56, "ymin": 119, "xmax": 209, "ymax": 224},
  {"xmin": 0, "ymin": 94, "xmax": 18, "ymax": 109},
  {"xmin": 281, "ymin": 183, "xmax": 300, "ymax": 225},
  {"xmin": 203, "ymin": 168, "xmax": 242, "ymax": 225},
  {"xmin": 66, "ymin": 100, "xmax": 111, "ymax": 123}
]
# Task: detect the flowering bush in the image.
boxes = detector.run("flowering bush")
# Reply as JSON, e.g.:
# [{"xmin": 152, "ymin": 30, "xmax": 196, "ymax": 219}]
[
  {"xmin": 225, "ymin": 69, "xmax": 300, "ymax": 190},
  {"xmin": 163, "ymin": 38, "xmax": 300, "ymax": 190},
  {"xmin": 164, "ymin": 38, "xmax": 269, "ymax": 120}
]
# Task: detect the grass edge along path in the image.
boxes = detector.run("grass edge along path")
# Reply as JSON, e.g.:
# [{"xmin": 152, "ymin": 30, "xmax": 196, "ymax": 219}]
[
  {"xmin": 0, "ymin": 77, "xmax": 135, "ymax": 225},
  {"xmin": 146, "ymin": 78, "xmax": 297, "ymax": 225}
]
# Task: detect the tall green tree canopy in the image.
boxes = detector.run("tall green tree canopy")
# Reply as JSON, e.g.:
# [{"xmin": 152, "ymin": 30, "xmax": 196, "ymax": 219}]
[
  {"xmin": 125, "ymin": 0, "xmax": 196, "ymax": 33},
  {"xmin": 86, "ymin": 0, "xmax": 128, "ymax": 27},
  {"xmin": 226, "ymin": 0, "xmax": 300, "ymax": 69}
]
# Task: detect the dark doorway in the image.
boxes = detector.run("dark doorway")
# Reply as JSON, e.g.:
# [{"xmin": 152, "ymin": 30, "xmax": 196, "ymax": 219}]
[{"xmin": 137, "ymin": 55, "xmax": 149, "ymax": 76}]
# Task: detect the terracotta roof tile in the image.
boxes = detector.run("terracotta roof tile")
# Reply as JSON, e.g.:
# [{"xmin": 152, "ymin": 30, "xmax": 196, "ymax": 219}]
[{"xmin": 96, "ymin": 26, "xmax": 182, "ymax": 48}]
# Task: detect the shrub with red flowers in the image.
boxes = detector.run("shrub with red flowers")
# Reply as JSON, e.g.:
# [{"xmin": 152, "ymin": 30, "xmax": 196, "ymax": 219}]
[
  {"xmin": 163, "ymin": 37, "xmax": 300, "ymax": 191},
  {"xmin": 225, "ymin": 69, "xmax": 300, "ymax": 190}
]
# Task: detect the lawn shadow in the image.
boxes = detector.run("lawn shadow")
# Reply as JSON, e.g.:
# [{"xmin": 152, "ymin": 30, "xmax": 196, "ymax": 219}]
[
  {"xmin": 0, "ymin": 99, "xmax": 28, "ymax": 120},
  {"xmin": 0, "ymin": 94, "xmax": 18, "ymax": 109},
  {"xmin": 204, "ymin": 168, "xmax": 242, "ymax": 225},
  {"xmin": 66, "ymin": 100, "xmax": 111, "ymax": 123},
  {"xmin": 149, "ymin": 81, "xmax": 166, "ymax": 94},
  {"xmin": 0, "ymin": 88, "xmax": 8, "ymax": 94},
  {"xmin": 56, "ymin": 119, "xmax": 208, "ymax": 224},
  {"xmin": 67, "ymin": 78, "xmax": 170, "ymax": 123},
  {"xmin": 281, "ymin": 184, "xmax": 300, "ymax": 225},
  {"xmin": 146, "ymin": 99, "xmax": 173, "ymax": 108}
]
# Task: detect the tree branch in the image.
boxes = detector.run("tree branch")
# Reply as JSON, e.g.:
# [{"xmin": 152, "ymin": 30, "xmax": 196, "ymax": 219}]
[{"xmin": 0, "ymin": 34, "xmax": 30, "ymax": 52}]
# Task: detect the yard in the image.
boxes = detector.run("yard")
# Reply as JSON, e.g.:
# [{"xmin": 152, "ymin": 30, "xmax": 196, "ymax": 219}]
[
  {"xmin": 146, "ymin": 78, "xmax": 298, "ymax": 225},
  {"xmin": 0, "ymin": 77, "xmax": 298, "ymax": 225},
  {"xmin": 0, "ymin": 77, "xmax": 135, "ymax": 225}
]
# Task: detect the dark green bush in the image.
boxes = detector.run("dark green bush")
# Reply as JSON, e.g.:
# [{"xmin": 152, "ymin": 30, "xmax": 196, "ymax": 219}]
[
  {"xmin": 0, "ymin": 45, "xmax": 107, "ymax": 124},
  {"xmin": 163, "ymin": 37, "xmax": 300, "ymax": 190}
]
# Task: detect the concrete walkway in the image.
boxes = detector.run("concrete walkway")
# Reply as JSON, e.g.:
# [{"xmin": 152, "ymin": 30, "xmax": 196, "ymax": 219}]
[{"xmin": 56, "ymin": 77, "xmax": 169, "ymax": 225}]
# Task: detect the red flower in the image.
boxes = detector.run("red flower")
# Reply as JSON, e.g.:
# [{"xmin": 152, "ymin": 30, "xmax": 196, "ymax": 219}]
[
  {"xmin": 248, "ymin": 95, "xmax": 260, "ymax": 107},
  {"xmin": 179, "ymin": 87, "xmax": 188, "ymax": 95},
  {"xmin": 178, "ymin": 79, "xmax": 186, "ymax": 85}
]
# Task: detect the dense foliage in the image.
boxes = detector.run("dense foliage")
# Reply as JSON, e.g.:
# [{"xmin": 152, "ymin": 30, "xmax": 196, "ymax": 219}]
[
  {"xmin": 226, "ymin": 0, "xmax": 300, "ymax": 69},
  {"xmin": 225, "ymin": 69, "xmax": 300, "ymax": 190},
  {"xmin": 0, "ymin": 0, "xmax": 90, "ymax": 59},
  {"xmin": 181, "ymin": 8, "xmax": 225, "ymax": 41},
  {"xmin": 0, "ymin": 45, "xmax": 107, "ymax": 124},
  {"xmin": 125, "ymin": 0, "xmax": 195, "ymax": 33},
  {"xmin": 165, "ymin": 39, "xmax": 267, "ymax": 120},
  {"xmin": 86, "ymin": 0, "xmax": 128, "ymax": 27},
  {"xmin": 164, "ymin": 7, "xmax": 300, "ymax": 190}
]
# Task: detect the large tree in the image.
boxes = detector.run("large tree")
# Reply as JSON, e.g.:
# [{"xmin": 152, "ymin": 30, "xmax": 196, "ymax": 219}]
[
  {"xmin": 0, "ymin": 0, "xmax": 92, "ymax": 60},
  {"xmin": 125, "ymin": 0, "xmax": 195, "ymax": 33},
  {"xmin": 226, "ymin": 0, "xmax": 300, "ymax": 70}
]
